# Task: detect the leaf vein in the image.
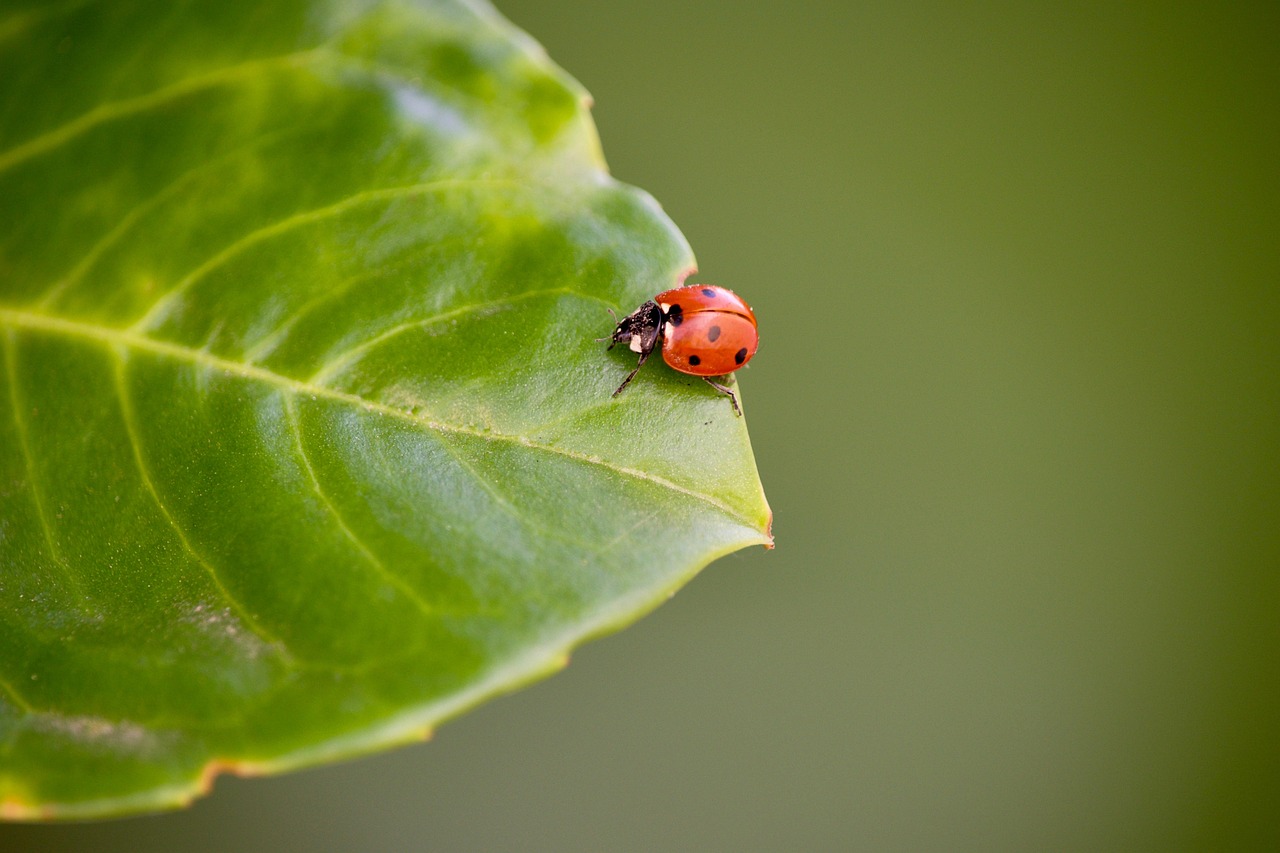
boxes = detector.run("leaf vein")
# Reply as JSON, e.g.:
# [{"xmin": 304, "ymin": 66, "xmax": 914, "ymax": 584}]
[
  {"xmin": 0, "ymin": 309, "xmax": 754, "ymax": 527},
  {"xmin": 430, "ymin": 431, "xmax": 599, "ymax": 553},
  {"xmin": 308, "ymin": 288, "xmax": 614, "ymax": 385},
  {"xmin": 1, "ymin": 331, "xmax": 85, "ymax": 599},
  {"xmin": 0, "ymin": 50, "xmax": 319, "ymax": 175},
  {"xmin": 35, "ymin": 128, "xmax": 301, "ymax": 310},
  {"xmin": 0, "ymin": 674, "xmax": 35, "ymax": 716},
  {"xmin": 110, "ymin": 347, "xmax": 295, "ymax": 662},
  {"xmin": 128, "ymin": 177, "xmax": 518, "ymax": 333},
  {"xmin": 282, "ymin": 393, "xmax": 440, "ymax": 618},
  {"xmin": 241, "ymin": 267, "xmax": 388, "ymax": 364}
]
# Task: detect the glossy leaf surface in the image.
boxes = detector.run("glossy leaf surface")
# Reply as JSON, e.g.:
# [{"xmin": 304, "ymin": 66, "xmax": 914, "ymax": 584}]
[{"xmin": 0, "ymin": 0, "xmax": 770, "ymax": 819}]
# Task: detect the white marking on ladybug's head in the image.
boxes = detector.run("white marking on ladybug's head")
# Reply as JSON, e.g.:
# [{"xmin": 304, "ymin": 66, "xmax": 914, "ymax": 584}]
[
  {"xmin": 664, "ymin": 322, "xmax": 673, "ymax": 338},
  {"xmin": 628, "ymin": 334, "xmax": 643, "ymax": 353},
  {"xmin": 659, "ymin": 302, "xmax": 671, "ymax": 313}
]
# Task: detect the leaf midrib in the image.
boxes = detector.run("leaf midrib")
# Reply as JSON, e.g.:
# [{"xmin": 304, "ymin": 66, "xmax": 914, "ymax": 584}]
[{"xmin": 0, "ymin": 307, "xmax": 753, "ymax": 525}]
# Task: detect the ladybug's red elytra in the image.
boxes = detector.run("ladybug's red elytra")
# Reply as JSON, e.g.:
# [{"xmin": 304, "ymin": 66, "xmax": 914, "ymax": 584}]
[{"xmin": 606, "ymin": 284, "xmax": 759, "ymax": 415}]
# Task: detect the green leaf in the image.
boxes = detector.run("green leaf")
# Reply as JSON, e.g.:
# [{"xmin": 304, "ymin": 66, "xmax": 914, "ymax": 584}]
[{"xmin": 0, "ymin": 0, "xmax": 770, "ymax": 820}]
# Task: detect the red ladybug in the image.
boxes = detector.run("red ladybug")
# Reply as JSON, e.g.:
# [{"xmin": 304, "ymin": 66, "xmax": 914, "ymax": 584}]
[{"xmin": 606, "ymin": 284, "xmax": 759, "ymax": 415}]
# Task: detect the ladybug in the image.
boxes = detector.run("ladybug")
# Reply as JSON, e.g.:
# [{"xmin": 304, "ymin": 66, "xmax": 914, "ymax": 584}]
[{"xmin": 605, "ymin": 284, "xmax": 759, "ymax": 415}]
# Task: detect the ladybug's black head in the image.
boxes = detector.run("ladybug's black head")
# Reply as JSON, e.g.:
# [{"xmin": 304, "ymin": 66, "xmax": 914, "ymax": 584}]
[{"xmin": 608, "ymin": 300, "xmax": 662, "ymax": 357}]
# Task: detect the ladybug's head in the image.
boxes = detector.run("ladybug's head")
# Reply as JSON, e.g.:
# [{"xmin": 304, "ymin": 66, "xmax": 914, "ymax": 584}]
[{"xmin": 608, "ymin": 300, "xmax": 662, "ymax": 356}]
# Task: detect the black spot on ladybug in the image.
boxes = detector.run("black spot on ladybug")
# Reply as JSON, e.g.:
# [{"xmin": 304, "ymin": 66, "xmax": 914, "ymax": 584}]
[
  {"xmin": 668, "ymin": 304, "xmax": 683, "ymax": 326},
  {"xmin": 688, "ymin": 354, "xmax": 701, "ymax": 366},
  {"xmin": 707, "ymin": 325, "xmax": 722, "ymax": 342},
  {"xmin": 734, "ymin": 347, "xmax": 748, "ymax": 364},
  {"xmin": 701, "ymin": 288, "xmax": 716, "ymax": 298}
]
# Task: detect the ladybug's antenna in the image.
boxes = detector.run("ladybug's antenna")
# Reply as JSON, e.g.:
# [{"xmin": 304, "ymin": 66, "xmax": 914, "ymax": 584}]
[{"xmin": 595, "ymin": 307, "xmax": 620, "ymax": 345}]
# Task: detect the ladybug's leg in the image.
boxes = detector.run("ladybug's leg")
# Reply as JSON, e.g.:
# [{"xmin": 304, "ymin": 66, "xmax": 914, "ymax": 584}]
[
  {"xmin": 612, "ymin": 349, "xmax": 652, "ymax": 397},
  {"xmin": 702, "ymin": 377, "xmax": 742, "ymax": 416}
]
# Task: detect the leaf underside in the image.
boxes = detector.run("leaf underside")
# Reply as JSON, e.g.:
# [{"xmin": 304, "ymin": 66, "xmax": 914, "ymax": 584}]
[{"xmin": 0, "ymin": 0, "xmax": 769, "ymax": 819}]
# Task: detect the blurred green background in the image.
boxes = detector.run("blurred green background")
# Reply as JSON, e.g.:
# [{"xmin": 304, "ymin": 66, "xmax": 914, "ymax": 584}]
[{"xmin": 6, "ymin": 0, "xmax": 1277, "ymax": 849}]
